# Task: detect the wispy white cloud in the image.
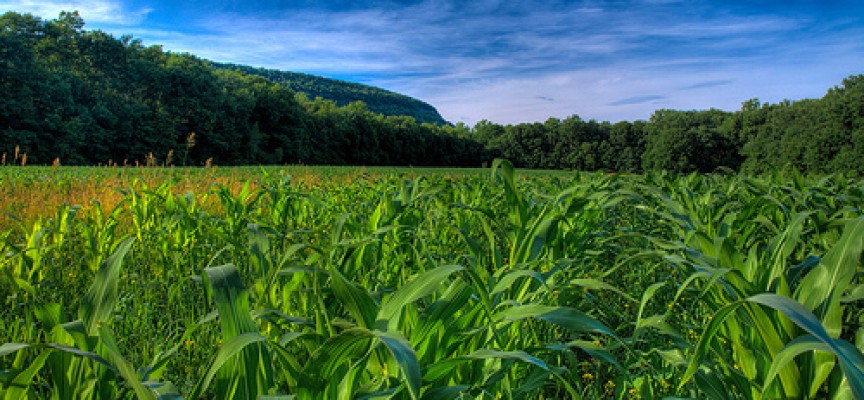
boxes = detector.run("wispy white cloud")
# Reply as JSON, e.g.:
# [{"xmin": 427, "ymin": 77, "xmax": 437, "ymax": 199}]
[
  {"xmin": 1, "ymin": 0, "xmax": 151, "ymax": 25},
  {"xmin": 679, "ymin": 80, "xmax": 734, "ymax": 90}
]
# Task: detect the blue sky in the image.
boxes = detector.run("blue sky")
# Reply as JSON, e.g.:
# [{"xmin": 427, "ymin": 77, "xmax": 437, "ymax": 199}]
[{"xmin": 3, "ymin": 0, "xmax": 864, "ymax": 125}]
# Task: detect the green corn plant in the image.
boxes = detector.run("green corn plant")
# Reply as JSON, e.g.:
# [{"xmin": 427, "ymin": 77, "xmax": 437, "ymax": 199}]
[
  {"xmin": 213, "ymin": 181, "xmax": 264, "ymax": 253},
  {"xmin": 2, "ymin": 219, "xmax": 45, "ymax": 295},
  {"xmin": 78, "ymin": 199, "xmax": 122, "ymax": 273},
  {"xmin": 122, "ymin": 181, "xmax": 164, "ymax": 242},
  {"xmin": 2, "ymin": 164, "xmax": 862, "ymax": 400},
  {"xmin": 188, "ymin": 264, "xmax": 275, "ymax": 399},
  {"xmin": 753, "ymin": 294, "xmax": 863, "ymax": 399},
  {"xmin": 1, "ymin": 202, "xmax": 78, "ymax": 294},
  {"xmin": 671, "ymin": 191, "xmax": 864, "ymax": 398},
  {"xmin": 0, "ymin": 237, "xmax": 183, "ymax": 399}
]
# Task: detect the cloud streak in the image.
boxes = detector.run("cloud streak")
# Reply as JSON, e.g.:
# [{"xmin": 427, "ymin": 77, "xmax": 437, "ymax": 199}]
[
  {"xmin": 608, "ymin": 95, "xmax": 666, "ymax": 106},
  {"xmin": 680, "ymin": 80, "xmax": 734, "ymax": 90}
]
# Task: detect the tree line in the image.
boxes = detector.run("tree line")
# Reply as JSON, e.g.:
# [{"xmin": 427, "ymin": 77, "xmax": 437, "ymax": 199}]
[
  {"xmin": 474, "ymin": 76, "xmax": 864, "ymax": 175},
  {"xmin": 2, "ymin": 11, "xmax": 863, "ymax": 174},
  {"xmin": 0, "ymin": 11, "xmax": 484, "ymax": 167}
]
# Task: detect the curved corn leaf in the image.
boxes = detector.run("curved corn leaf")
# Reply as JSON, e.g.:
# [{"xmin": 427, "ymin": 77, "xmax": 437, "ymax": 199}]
[
  {"xmin": 571, "ymin": 278, "xmax": 637, "ymax": 303},
  {"xmin": 514, "ymin": 213, "xmax": 558, "ymax": 264},
  {"xmin": 423, "ymin": 348, "xmax": 551, "ymax": 385},
  {"xmin": 3, "ymin": 350, "xmax": 52, "ymax": 400},
  {"xmin": 420, "ymin": 385, "xmax": 470, "ymax": 400},
  {"xmin": 465, "ymin": 349, "xmax": 549, "ymax": 370},
  {"xmin": 0, "ymin": 343, "xmax": 30, "ymax": 356},
  {"xmin": 679, "ymin": 301, "xmax": 743, "ymax": 389},
  {"xmin": 634, "ymin": 282, "xmax": 666, "ymax": 333},
  {"xmin": 143, "ymin": 380, "xmax": 184, "ymax": 400},
  {"xmin": 1, "ymin": 342, "xmax": 114, "ymax": 370},
  {"xmin": 493, "ymin": 304, "xmax": 615, "ymax": 337},
  {"xmin": 304, "ymin": 328, "xmax": 421, "ymax": 400},
  {"xmin": 98, "ymin": 326, "xmax": 155, "ymax": 400},
  {"xmin": 795, "ymin": 216, "xmax": 864, "ymax": 329},
  {"xmin": 79, "ymin": 237, "xmax": 135, "ymax": 334},
  {"xmin": 329, "ymin": 266, "xmax": 378, "ymax": 329},
  {"xmin": 793, "ymin": 216, "xmax": 864, "ymax": 396},
  {"xmin": 491, "ymin": 269, "xmax": 546, "ymax": 296},
  {"xmin": 376, "ymin": 265, "xmax": 464, "ymax": 331},
  {"xmin": 202, "ymin": 264, "xmax": 274, "ymax": 400},
  {"xmin": 748, "ymin": 293, "xmax": 864, "ymax": 400},
  {"xmin": 187, "ymin": 332, "xmax": 268, "ymax": 400},
  {"xmin": 763, "ymin": 335, "xmax": 833, "ymax": 394},
  {"xmin": 374, "ymin": 330, "xmax": 421, "ymax": 400}
]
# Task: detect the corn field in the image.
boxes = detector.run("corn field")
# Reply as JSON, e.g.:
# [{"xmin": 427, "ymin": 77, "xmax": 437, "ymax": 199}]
[{"xmin": 1, "ymin": 161, "xmax": 863, "ymax": 399}]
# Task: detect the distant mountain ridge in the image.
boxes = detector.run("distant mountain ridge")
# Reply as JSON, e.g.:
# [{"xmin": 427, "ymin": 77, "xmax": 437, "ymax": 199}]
[{"xmin": 213, "ymin": 63, "xmax": 448, "ymax": 125}]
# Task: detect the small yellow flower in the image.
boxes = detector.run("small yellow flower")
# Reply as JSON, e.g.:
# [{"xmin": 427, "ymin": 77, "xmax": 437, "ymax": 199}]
[
  {"xmin": 604, "ymin": 380, "xmax": 616, "ymax": 394},
  {"xmin": 582, "ymin": 372, "xmax": 594, "ymax": 382},
  {"xmin": 184, "ymin": 340, "xmax": 195, "ymax": 347},
  {"xmin": 688, "ymin": 329, "xmax": 699, "ymax": 340}
]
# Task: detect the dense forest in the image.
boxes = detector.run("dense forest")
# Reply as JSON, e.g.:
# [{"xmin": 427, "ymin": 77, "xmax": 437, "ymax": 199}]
[
  {"xmin": 213, "ymin": 63, "xmax": 447, "ymax": 125},
  {"xmin": 475, "ymin": 82, "xmax": 864, "ymax": 174},
  {"xmin": 0, "ymin": 11, "xmax": 483, "ymax": 167},
  {"xmin": 2, "ymin": 11, "xmax": 863, "ymax": 174}
]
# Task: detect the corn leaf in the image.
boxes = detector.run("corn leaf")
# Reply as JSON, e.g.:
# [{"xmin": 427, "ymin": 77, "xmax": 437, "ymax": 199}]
[
  {"xmin": 376, "ymin": 265, "xmax": 464, "ymax": 331},
  {"xmin": 79, "ymin": 237, "xmax": 135, "ymax": 334},
  {"xmin": 748, "ymin": 293, "xmax": 864, "ymax": 400}
]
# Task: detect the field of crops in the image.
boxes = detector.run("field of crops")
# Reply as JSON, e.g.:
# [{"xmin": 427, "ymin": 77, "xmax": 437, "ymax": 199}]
[{"xmin": 1, "ymin": 161, "xmax": 863, "ymax": 399}]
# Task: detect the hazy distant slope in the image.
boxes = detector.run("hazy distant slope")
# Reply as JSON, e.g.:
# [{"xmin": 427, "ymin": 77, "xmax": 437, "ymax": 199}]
[{"xmin": 214, "ymin": 63, "xmax": 448, "ymax": 125}]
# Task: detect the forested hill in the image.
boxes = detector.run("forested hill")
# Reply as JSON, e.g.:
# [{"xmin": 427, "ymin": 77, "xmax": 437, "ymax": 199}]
[
  {"xmin": 213, "ymin": 63, "xmax": 447, "ymax": 125},
  {"xmin": 0, "ymin": 11, "xmax": 485, "ymax": 166}
]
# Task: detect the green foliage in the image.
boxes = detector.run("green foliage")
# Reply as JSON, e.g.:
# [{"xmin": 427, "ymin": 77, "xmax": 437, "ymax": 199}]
[
  {"xmin": 0, "ymin": 11, "xmax": 485, "ymax": 167},
  {"xmin": 469, "ymin": 76, "xmax": 864, "ymax": 175},
  {"xmin": 2, "ymin": 165, "xmax": 863, "ymax": 399},
  {"xmin": 474, "ymin": 116, "xmax": 647, "ymax": 172},
  {"xmin": 3, "ymin": 11, "xmax": 864, "ymax": 174},
  {"xmin": 214, "ymin": 63, "xmax": 447, "ymax": 125},
  {"xmin": 741, "ymin": 75, "xmax": 864, "ymax": 175},
  {"xmin": 641, "ymin": 109, "xmax": 742, "ymax": 173}
]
